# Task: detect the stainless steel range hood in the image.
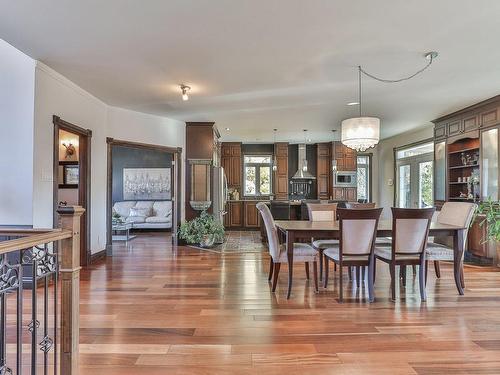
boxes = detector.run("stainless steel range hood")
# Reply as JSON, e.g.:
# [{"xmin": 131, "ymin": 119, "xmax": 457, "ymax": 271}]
[{"xmin": 292, "ymin": 144, "xmax": 316, "ymax": 179}]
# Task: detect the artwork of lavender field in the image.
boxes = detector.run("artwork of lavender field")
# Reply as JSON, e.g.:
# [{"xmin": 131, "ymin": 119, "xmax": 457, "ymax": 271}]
[{"xmin": 123, "ymin": 168, "xmax": 171, "ymax": 200}]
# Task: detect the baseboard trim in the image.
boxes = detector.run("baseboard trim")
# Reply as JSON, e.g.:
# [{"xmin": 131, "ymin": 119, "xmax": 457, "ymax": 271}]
[{"xmin": 90, "ymin": 249, "xmax": 106, "ymax": 264}]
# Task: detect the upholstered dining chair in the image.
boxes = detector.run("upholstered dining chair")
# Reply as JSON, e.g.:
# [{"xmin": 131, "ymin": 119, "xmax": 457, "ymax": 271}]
[
  {"xmin": 307, "ymin": 203, "xmax": 338, "ymax": 280},
  {"xmin": 375, "ymin": 207, "xmax": 434, "ymax": 301},
  {"xmin": 256, "ymin": 202, "xmax": 319, "ymax": 294},
  {"xmin": 270, "ymin": 200, "xmax": 291, "ymax": 220},
  {"xmin": 300, "ymin": 199, "xmax": 321, "ymax": 220},
  {"xmin": 426, "ymin": 202, "xmax": 476, "ymax": 286},
  {"xmin": 323, "ymin": 207, "xmax": 383, "ymax": 302},
  {"xmin": 345, "ymin": 202, "xmax": 376, "ymax": 209}
]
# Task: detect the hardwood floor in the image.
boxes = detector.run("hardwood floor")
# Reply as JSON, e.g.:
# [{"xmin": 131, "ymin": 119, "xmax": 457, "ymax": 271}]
[{"xmin": 79, "ymin": 232, "xmax": 500, "ymax": 374}]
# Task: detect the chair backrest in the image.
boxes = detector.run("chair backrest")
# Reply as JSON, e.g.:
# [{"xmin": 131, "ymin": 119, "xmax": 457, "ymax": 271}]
[
  {"xmin": 307, "ymin": 203, "xmax": 337, "ymax": 222},
  {"xmin": 256, "ymin": 202, "xmax": 280, "ymax": 261},
  {"xmin": 345, "ymin": 202, "xmax": 376, "ymax": 209},
  {"xmin": 270, "ymin": 200, "xmax": 291, "ymax": 220},
  {"xmin": 300, "ymin": 199, "xmax": 321, "ymax": 220},
  {"xmin": 435, "ymin": 202, "xmax": 477, "ymax": 246},
  {"xmin": 391, "ymin": 207, "xmax": 435, "ymax": 256},
  {"xmin": 338, "ymin": 208, "xmax": 383, "ymax": 256},
  {"xmin": 328, "ymin": 200, "xmax": 347, "ymax": 208}
]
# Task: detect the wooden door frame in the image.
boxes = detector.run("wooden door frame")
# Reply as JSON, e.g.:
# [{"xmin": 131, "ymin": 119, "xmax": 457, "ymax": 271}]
[
  {"xmin": 53, "ymin": 115, "xmax": 92, "ymax": 266},
  {"xmin": 105, "ymin": 138, "xmax": 183, "ymax": 252}
]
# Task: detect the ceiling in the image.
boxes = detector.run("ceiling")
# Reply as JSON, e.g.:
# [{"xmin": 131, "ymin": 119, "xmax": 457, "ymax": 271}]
[{"xmin": 2, "ymin": 0, "xmax": 500, "ymax": 143}]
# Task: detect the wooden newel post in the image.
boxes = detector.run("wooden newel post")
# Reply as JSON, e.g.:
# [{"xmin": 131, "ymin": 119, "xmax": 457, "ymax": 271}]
[{"xmin": 57, "ymin": 205, "xmax": 85, "ymax": 375}]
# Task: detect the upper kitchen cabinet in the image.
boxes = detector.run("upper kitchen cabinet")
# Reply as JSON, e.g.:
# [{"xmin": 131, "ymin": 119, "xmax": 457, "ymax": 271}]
[
  {"xmin": 221, "ymin": 142, "xmax": 242, "ymax": 188},
  {"xmin": 316, "ymin": 143, "xmax": 331, "ymax": 200},
  {"xmin": 274, "ymin": 142, "xmax": 289, "ymax": 200},
  {"xmin": 332, "ymin": 141, "xmax": 356, "ymax": 171}
]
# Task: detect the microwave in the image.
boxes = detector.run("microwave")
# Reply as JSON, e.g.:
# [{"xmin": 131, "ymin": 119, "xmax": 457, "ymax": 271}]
[{"xmin": 334, "ymin": 171, "xmax": 357, "ymax": 187}]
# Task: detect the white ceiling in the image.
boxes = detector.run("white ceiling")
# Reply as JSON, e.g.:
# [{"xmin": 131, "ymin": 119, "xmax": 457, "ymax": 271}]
[{"xmin": 2, "ymin": 0, "xmax": 500, "ymax": 143}]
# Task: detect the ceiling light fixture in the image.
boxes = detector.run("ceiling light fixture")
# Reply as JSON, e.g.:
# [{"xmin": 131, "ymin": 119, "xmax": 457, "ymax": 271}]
[
  {"xmin": 347, "ymin": 102, "xmax": 359, "ymax": 106},
  {"xmin": 225, "ymin": 127, "xmax": 230, "ymax": 131},
  {"xmin": 341, "ymin": 52, "xmax": 438, "ymax": 152},
  {"xmin": 180, "ymin": 84, "xmax": 191, "ymax": 101},
  {"xmin": 302, "ymin": 130, "xmax": 308, "ymax": 172}
]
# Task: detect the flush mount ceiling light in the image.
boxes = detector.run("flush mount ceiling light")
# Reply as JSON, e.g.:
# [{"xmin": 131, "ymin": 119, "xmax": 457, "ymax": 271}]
[
  {"xmin": 341, "ymin": 51, "xmax": 438, "ymax": 152},
  {"xmin": 346, "ymin": 102, "xmax": 359, "ymax": 106},
  {"xmin": 180, "ymin": 84, "xmax": 191, "ymax": 101}
]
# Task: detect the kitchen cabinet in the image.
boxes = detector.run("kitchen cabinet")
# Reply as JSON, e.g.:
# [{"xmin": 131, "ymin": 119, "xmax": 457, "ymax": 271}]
[
  {"xmin": 244, "ymin": 201, "xmax": 261, "ymax": 228},
  {"xmin": 225, "ymin": 201, "xmax": 243, "ymax": 227},
  {"xmin": 274, "ymin": 142, "xmax": 289, "ymax": 200},
  {"xmin": 316, "ymin": 143, "xmax": 330, "ymax": 200},
  {"xmin": 221, "ymin": 142, "xmax": 242, "ymax": 187},
  {"xmin": 332, "ymin": 141, "xmax": 356, "ymax": 171},
  {"xmin": 332, "ymin": 187, "xmax": 357, "ymax": 201}
]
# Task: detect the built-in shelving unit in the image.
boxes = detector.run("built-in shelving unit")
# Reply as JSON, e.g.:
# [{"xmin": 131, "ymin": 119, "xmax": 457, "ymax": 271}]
[{"xmin": 447, "ymin": 137, "xmax": 480, "ymax": 202}]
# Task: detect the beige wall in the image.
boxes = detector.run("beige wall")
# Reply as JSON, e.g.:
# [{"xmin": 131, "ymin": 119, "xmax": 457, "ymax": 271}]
[{"xmin": 372, "ymin": 126, "xmax": 434, "ymax": 218}]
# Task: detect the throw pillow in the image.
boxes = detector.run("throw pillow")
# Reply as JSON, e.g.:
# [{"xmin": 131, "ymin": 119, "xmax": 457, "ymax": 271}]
[{"xmin": 129, "ymin": 207, "xmax": 151, "ymax": 217}]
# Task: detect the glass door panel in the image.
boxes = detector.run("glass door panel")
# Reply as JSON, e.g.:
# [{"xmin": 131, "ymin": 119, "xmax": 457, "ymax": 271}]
[
  {"xmin": 481, "ymin": 127, "xmax": 499, "ymax": 200},
  {"xmin": 398, "ymin": 164, "xmax": 411, "ymax": 208},
  {"xmin": 419, "ymin": 161, "xmax": 433, "ymax": 208}
]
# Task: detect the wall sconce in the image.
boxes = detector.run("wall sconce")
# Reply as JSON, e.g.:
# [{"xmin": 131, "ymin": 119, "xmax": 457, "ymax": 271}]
[{"xmin": 331, "ymin": 160, "xmax": 337, "ymax": 172}]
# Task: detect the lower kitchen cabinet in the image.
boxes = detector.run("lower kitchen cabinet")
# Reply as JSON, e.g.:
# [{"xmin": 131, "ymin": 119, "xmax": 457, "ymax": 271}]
[
  {"xmin": 332, "ymin": 187, "xmax": 357, "ymax": 201},
  {"xmin": 244, "ymin": 201, "xmax": 261, "ymax": 228},
  {"xmin": 228, "ymin": 201, "xmax": 243, "ymax": 227}
]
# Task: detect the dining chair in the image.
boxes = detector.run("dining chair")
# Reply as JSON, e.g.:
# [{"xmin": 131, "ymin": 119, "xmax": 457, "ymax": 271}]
[
  {"xmin": 375, "ymin": 207, "xmax": 434, "ymax": 301},
  {"xmin": 307, "ymin": 203, "xmax": 338, "ymax": 280},
  {"xmin": 426, "ymin": 202, "xmax": 476, "ymax": 285},
  {"xmin": 323, "ymin": 207, "xmax": 383, "ymax": 302},
  {"xmin": 270, "ymin": 200, "xmax": 291, "ymax": 220},
  {"xmin": 345, "ymin": 202, "xmax": 376, "ymax": 209},
  {"xmin": 256, "ymin": 202, "xmax": 319, "ymax": 294},
  {"xmin": 300, "ymin": 199, "xmax": 321, "ymax": 220}
]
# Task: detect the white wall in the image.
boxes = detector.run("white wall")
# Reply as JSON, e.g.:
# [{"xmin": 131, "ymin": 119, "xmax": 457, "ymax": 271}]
[
  {"xmin": 372, "ymin": 126, "xmax": 434, "ymax": 218},
  {"xmin": 33, "ymin": 64, "xmax": 185, "ymax": 254},
  {"xmin": 0, "ymin": 40, "xmax": 36, "ymax": 225}
]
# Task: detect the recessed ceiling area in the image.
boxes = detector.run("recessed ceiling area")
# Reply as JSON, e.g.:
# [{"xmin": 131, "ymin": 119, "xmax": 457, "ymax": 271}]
[{"xmin": 2, "ymin": 0, "xmax": 500, "ymax": 142}]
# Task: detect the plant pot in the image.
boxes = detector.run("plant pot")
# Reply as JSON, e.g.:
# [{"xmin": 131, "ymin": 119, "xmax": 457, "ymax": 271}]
[{"xmin": 199, "ymin": 234, "xmax": 215, "ymax": 248}]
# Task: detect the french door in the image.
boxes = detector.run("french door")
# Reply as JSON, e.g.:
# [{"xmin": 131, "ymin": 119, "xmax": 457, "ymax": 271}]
[{"xmin": 396, "ymin": 154, "xmax": 433, "ymax": 208}]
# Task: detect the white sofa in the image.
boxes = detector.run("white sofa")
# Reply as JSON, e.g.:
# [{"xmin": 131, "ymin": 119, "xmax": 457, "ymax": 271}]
[{"xmin": 113, "ymin": 201, "xmax": 172, "ymax": 229}]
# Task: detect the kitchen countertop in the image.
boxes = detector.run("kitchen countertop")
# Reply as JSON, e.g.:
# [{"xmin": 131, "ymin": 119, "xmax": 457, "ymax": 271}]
[{"xmin": 227, "ymin": 199, "xmax": 302, "ymax": 206}]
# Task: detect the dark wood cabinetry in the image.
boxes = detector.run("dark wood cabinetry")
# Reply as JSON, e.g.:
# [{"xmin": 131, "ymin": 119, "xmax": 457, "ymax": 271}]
[
  {"xmin": 226, "ymin": 201, "xmax": 243, "ymax": 227},
  {"xmin": 244, "ymin": 201, "xmax": 260, "ymax": 228},
  {"xmin": 274, "ymin": 143, "xmax": 289, "ymax": 200},
  {"xmin": 333, "ymin": 141, "xmax": 356, "ymax": 171},
  {"xmin": 316, "ymin": 143, "xmax": 330, "ymax": 200},
  {"xmin": 332, "ymin": 187, "xmax": 356, "ymax": 201},
  {"xmin": 221, "ymin": 143, "xmax": 242, "ymax": 188}
]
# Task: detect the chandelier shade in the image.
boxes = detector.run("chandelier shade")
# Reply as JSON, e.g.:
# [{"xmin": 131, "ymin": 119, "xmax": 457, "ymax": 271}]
[{"xmin": 341, "ymin": 117, "xmax": 380, "ymax": 152}]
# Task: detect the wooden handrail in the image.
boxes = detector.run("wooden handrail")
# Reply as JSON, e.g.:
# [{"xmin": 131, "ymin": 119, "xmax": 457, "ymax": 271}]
[
  {"xmin": 0, "ymin": 229, "xmax": 73, "ymax": 255},
  {"xmin": 0, "ymin": 228, "xmax": 54, "ymax": 236}
]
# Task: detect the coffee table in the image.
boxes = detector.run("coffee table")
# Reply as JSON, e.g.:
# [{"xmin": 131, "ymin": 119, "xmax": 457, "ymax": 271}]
[{"xmin": 112, "ymin": 222, "xmax": 135, "ymax": 242}]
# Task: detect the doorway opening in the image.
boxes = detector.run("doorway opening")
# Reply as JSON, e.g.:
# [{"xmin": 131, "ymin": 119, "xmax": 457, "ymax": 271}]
[
  {"xmin": 395, "ymin": 141, "xmax": 434, "ymax": 208},
  {"xmin": 106, "ymin": 138, "xmax": 182, "ymax": 256},
  {"xmin": 53, "ymin": 115, "xmax": 92, "ymax": 266}
]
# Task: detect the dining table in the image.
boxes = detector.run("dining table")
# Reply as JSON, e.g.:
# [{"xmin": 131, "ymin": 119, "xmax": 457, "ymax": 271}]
[{"xmin": 274, "ymin": 219, "xmax": 467, "ymax": 299}]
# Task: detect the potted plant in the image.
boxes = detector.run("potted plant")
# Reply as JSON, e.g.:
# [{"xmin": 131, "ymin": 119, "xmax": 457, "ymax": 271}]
[
  {"xmin": 475, "ymin": 198, "xmax": 500, "ymax": 266},
  {"xmin": 178, "ymin": 211, "xmax": 225, "ymax": 248}
]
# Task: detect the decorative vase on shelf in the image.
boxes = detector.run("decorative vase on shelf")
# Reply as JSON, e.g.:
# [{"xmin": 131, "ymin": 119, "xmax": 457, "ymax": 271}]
[{"xmin": 460, "ymin": 152, "xmax": 466, "ymax": 165}]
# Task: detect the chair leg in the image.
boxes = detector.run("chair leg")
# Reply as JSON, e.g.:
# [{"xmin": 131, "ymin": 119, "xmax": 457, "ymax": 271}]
[
  {"xmin": 412, "ymin": 265, "xmax": 417, "ymax": 275},
  {"xmin": 339, "ymin": 265, "xmax": 343, "ymax": 302},
  {"xmin": 313, "ymin": 261, "xmax": 319, "ymax": 293},
  {"xmin": 323, "ymin": 257, "xmax": 329, "ymax": 288},
  {"xmin": 460, "ymin": 267, "xmax": 465, "ymax": 289},
  {"xmin": 419, "ymin": 259, "xmax": 427, "ymax": 301},
  {"xmin": 361, "ymin": 266, "xmax": 366, "ymax": 286},
  {"xmin": 348, "ymin": 266, "xmax": 352, "ymax": 281},
  {"xmin": 368, "ymin": 259, "xmax": 375, "ymax": 302},
  {"xmin": 305, "ymin": 262, "xmax": 310, "ymax": 280},
  {"xmin": 334, "ymin": 263, "xmax": 337, "ymax": 272},
  {"xmin": 271, "ymin": 263, "xmax": 281, "ymax": 292},
  {"xmin": 400, "ymin": 265, "xmax": 407, "ymax": 287},
  {"xmin": 425, "ymin": 260, "xmax": 428, "ymax": 286},
  {"xmin": 318, "ymin": 250, "xmax": 323, "ymax": 281},
  {"xmin": 373, "ymin": 258, "xmax": 377, "ymax": 283},
  {"xmin": 434, "ymin": 261, "xmax": 441, "ymax": 278},
  {"xmin": 268, "ymin": 259, "xmax": 274, "ymax": 281},
  {"xmin": 390, "ymin": 264, "xmax": 396, "ymax": 302},
  {"xmin": 355, "ymin": 266, "xmax": 360, "ymax": 288}
]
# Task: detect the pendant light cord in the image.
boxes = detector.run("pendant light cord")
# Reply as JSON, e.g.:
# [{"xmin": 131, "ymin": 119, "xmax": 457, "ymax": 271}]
[
  {"xmin": 359, "ymin": 53, "xmax": 435, "ymax": 84},
  {"xmin": 358, "ymin": 66, "xmax": 362, "ymax": 117}
]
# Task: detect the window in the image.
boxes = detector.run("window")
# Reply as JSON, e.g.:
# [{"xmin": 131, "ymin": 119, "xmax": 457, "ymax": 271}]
[
  {"xmin": 357, "ymin": 155, "xmax": 371, "ymax": 202},
  {"xmin": 244, "ymin": 155, "xmax": 272, "ymax": 196},
  {"xmin": 395, "ymin": 141, "xmax": 434, "ymax": 208}
]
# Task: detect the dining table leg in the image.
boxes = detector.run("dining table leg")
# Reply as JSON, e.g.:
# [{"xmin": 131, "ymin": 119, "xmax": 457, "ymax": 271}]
[
  {"xmin": 453, "ymin": 229, "xmax": 465, "ymax": 295},
  {"xmin": 286, "ymin": 230, "xmax": 294, "ymax": 299}
]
